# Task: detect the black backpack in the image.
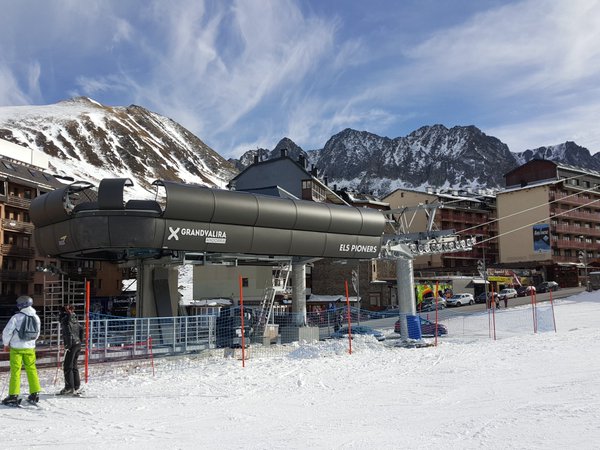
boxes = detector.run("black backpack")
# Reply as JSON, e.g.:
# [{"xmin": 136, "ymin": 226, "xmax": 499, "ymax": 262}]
[{"xmin": 17, "ymin": 312, "xmax": 39, "ymax": 341}]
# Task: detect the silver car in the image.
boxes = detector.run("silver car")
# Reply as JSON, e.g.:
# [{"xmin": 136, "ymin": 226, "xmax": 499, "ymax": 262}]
[
  {"xmin": 498, "ymin": 288, "xmax": 518, "ymax": 300},
  {"xmin": 446, "ymin": 293, "xmax": 474, "ymax": 307}
]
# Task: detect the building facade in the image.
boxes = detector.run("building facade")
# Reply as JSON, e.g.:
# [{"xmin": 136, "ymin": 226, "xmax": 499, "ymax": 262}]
[
  {"xmin": 497, "ymin": 159, "xmax": 600, "ymax": 288},
  {"xmin": 0, "ymin": 139, "xmax": 125, "ymax": 322}
]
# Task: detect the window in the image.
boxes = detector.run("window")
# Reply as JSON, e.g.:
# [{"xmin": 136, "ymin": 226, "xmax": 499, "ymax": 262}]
[
  {"xmin": 242, "ymin": 278, "xmax": 249, "ymax": 287},
  {"xmin": 3, "ymin": 161, "xmax": 16, "ymax": 171}
]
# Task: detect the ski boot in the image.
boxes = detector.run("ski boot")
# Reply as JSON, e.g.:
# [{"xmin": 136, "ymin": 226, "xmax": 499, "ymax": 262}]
[
  {"xmin": 58, "ymin": 388, "xmax": 74, "ymax": 396},
  {"xmin": 2, "ymin": 395, "xmax": 20, "ymax": 407},
  {"xmin": 27, "ymin": 392, "xmax": 40, "ymax": 405}
]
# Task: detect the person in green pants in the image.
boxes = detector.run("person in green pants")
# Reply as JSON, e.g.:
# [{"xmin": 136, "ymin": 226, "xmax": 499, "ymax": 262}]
[{"xmin": 1, "ymin": 296, "xmax": 42, "ymax": 406}]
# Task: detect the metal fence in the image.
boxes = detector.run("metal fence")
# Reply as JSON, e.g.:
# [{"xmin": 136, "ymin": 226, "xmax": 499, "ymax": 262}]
[
  {"xmin": 0, "ymin": 303, "xmax": 557, "ymax": 371},
  {"xmin": 87, "ymin": 314, "xmax": 216, "ymax": 361}
]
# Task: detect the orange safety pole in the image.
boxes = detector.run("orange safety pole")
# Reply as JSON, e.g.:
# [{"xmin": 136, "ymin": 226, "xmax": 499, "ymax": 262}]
[
  {"xmin": 84, "ymin": 280, "xmax": 90, "ymax": 383},
  {"xmin": 239, "ymin": 276, "xmax": 246, "ymax": 367},
  {"xmin": 434, "ymin": 281, "xmax": 439, "ymax": 347},
  {"xmin": 345, "ymin": 280, "xmax": 352, "ymax": 355},
  {"xmin": 491, "ymin": 285, "xmax": 496, "ymax": 340}
]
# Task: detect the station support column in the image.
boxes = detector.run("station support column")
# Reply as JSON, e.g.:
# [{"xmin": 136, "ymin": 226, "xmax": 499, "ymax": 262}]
[
  {"xmin": 396, "ymin": 257, "xmax": 417, "ymax": 340},
  {"xmin": 291, "ymin": 262, "xmax": 307, "ymax": 326}
]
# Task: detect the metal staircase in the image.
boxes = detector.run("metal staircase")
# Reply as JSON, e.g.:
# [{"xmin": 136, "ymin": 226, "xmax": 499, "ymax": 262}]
[{"xmin": 253, "ymin": 262, "xmax": 291, "ymax": 341}]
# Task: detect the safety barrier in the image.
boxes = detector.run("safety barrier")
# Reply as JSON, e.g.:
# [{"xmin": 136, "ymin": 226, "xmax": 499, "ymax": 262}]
[{"xmin": 0, "ymin": 300, "xmax": 558, "ymax": 371}]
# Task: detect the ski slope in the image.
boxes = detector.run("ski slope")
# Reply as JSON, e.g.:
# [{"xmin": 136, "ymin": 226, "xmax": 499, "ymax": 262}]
[{"xmin": 1, "ymin": 292, "xmax": 599, "ymax": 449}]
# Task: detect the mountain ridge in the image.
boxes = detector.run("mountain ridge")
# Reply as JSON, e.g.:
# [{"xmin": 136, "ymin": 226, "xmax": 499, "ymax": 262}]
[{"xmin": 1, "ymin": 97, "xmax": 598, "ymax": 197}]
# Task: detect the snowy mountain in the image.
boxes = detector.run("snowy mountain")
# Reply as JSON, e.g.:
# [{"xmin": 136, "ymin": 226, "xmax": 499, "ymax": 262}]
[
  {"xmin": 0, "ymin": 97, "xmax": 237, "ymax": 194},
  {"xmin": 1, "ymin": 97, "xmax": 598, "ymax": 198},
  {"xmin": 311, "ymin": 125, "xmax": 517, "ymax": 195},
  {"xmin": 514, "ymin": 141, "xmax": 600, "ymax": 171},
  {"xmin": 235, "ymin": 126, "xmax": 600, "ymax": 196}
]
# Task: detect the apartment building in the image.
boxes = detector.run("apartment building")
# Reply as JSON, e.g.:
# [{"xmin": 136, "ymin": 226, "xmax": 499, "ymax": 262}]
[
  {"xmin": 0, "ymin": 139, "xmax": 125, "ymax": 320},
  {"xmin": 497, "ymin": 159, "xmax": 599, "ymax": 287}
]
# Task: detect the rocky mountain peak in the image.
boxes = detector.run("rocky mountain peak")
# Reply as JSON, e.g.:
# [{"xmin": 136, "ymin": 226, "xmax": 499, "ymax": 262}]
[{"xmin": 0, "ymin": 98, "xmax": 237, "ymax": 193}]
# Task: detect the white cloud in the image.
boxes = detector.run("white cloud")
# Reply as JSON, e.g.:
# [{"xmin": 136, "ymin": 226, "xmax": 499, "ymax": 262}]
[
  {"xmin": 3, "ymin": 0, "xmax": 600, "ymax": 159},
  {"xmin": 0, "ymin": 65, "xmax": 33, "ymax": 106},
  {"xmin": 487, "ymin": 101, "xmax": 600, "ymax": 153}
]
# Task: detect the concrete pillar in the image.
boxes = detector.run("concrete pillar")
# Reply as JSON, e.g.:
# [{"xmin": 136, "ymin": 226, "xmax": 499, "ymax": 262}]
[
  {"xmin": 291, "ymin": 262, "xmax": 307, "ymax": 326},
  {"xmin": 136, "ymin": 261, "xmax": 180, "ymax": 317},
  {"xmin": 396, "ymin": 257, "xmax": 416, "ymax": 339},
  {"xmin": 136, "ymin": 261, "xmax": 156, "ymax": 318}
]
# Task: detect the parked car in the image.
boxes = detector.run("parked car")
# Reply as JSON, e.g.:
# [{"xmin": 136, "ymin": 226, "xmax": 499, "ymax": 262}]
[
  {"xmin": 536, "ymin": 281, "xmax": 559, "ymax": 293},
  {"xmin": 498, "ymin": 288, "xmax": 518, "ymax": 300},
  {"xmin": 446, "ymin": 293, "xmax": 474, "ymax": 307},
  {"xmin": 517, "ymin": 285, "xmax": 536, "ymax": 297},
  {"xmin": 394, "ymin": 317, "xmax": 448, "ymax": 337},
  {"xmin": 475, "ymin": 292, "xmax": 500, "ymax": 307},
  {"xmin": 330, "ymin": 325, "xmax": 386, "ymax": 341},
  {"xmin": 418, "ymin": 296, "xmax": 447, "ymax": 311}
]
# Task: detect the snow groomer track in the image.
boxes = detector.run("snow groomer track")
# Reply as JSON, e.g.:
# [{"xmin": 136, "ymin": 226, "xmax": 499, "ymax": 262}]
[{"xmin": 30, "ymin": 178, "xmax": 386, "ymax": 262}]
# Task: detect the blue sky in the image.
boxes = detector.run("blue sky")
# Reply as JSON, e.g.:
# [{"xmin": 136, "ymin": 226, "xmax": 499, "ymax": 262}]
[{"xmin": 1, "ymin": 0, "xmax": 599, "ymax": 158}]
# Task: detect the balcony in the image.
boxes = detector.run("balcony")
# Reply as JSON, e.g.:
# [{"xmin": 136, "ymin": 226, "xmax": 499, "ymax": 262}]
[
  {"xmin": 552, "ymin": 224, "xmax": 600, "ymax": 236},
  {"xmin": 0, "ymin": 244, "xmax": 35, "ymax": 258},
  {"xmin": 551, "ymin": 208, "xmax": 600, "ymax": 223},
  {"xmin": 5, "ymin": 195, "xmax": 31, "ymax": 209},
  {"xmin": 1, "ymin": 218, "xmax": 34, "ymax": 234},
  {"xmin": 551, "ymin": 192, "xmax": 600, "ymax": 207}
]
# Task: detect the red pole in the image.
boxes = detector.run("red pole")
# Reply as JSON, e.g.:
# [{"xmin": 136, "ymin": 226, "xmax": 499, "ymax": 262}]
[
  {"xmin": 84, "ymin": 280, "xmax": 90, "ymax": 383},
  {"xmin": 239, "ymin": 276, "xmax": 246, "ymax": 367},
  {"xmin": 434, "ymin": 281, "xmax": 439, "ymax": 347},
  {"xmin": 491, "ymin": 285, "xmax": 496, "ymax": 340},
  {"xmin": 345, "ymin": 280, "xmax": 352, "ymax": 355}
]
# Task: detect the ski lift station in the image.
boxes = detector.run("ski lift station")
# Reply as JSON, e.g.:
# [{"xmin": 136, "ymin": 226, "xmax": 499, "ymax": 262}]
[{"xmin": 30, "ymin": 178, "xmax": 475, "ymax": 342}]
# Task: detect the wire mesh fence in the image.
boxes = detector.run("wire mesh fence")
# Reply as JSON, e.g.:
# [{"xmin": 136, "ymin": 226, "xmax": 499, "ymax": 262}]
[{"xmin": 0, "ymin": 301, "xmax": 557, "ymax": 371}]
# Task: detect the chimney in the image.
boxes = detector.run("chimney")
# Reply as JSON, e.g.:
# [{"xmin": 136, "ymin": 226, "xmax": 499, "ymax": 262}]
[
  {"xmin": 253, "ymin": 154, "xmax": 259, "ymax": 164},
  {"xmin": 333, "ymin": 184, "xmax": 337, "ymax": 192},
  {"xmin": 280, "ymin": 148, "xmax": 288, "ymax": 158},
  {"xmin": 298, "ymin": 154, "xmax": 305, "ymax": 168},
  {"xmin": 324, "ymin": 176, "xmax": 328, "ymax": 186}
]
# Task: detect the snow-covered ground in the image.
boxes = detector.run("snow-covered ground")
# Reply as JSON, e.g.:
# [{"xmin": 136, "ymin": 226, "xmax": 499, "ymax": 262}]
[{"xmin": 2, "ymin": 292, "xmax": 599, "ymax": 449}]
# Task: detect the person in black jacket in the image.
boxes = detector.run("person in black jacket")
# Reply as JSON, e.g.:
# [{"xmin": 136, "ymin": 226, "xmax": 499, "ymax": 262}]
[{"xmin": 59, "ymin": 305, "xmax": 84, "ymax": 395}]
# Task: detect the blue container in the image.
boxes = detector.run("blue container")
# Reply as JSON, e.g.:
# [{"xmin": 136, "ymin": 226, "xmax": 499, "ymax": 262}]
[{"xmin": 406, "ymin": 315, "xmax": 422, "ymax": 340}]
